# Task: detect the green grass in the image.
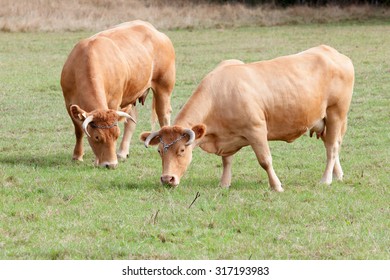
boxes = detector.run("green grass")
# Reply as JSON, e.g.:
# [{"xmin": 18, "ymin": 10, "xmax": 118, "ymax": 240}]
[{"xmin": 0, "ymin": 23, "xmax": 389, "ymax": 259}]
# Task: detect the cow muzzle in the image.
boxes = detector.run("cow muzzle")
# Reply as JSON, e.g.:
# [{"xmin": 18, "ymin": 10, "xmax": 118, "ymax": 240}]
[
  {"xmin": 95, "ymin": 159, "xmax": 118, "ymax": 169},
  {"xmin": 160, "ymin": 174, "xmax": 180, "ymax": 187}
]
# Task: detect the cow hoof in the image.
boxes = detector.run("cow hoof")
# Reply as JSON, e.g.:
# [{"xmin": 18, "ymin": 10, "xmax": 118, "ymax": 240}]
[
  {"xmin": 320, "ymin": 177, "xmax": 332, "ymax": 185},
  {"xmin": 272, "ymin": 186, "xmax": 284, "ymax": 192},
  {"xmin": 72, "ymin": 156, "xmax": 83, "ymax": 162},
  {"xmin": 333, "ymin": 173, "xmax": 343, "ymax": 181},
  {"xmin": 117, "ymin": 153, "xmax": 128, "ymax": 161}
]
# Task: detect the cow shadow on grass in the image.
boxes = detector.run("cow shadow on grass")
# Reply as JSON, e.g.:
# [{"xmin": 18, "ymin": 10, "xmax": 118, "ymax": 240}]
[
  {"xmin": 1, "ymin": 153, "xmax": 267, "ymax": 191},
  {"xmin": 106, "ymin": 176, "xmax": 218, "ymax": 191},
  {"xmin": 104, "ymin": 181, "xmax": 148, "ymax": 190},
  {"xmin": 106, "ymin": 175, "xmax": 168, "ymax": 191},
  {"xmin": 0, "ymin": 152, "xmax": 77, "ymax": 169},
  {"xmin": 1, "ymin": 153, "xmax": 154, "ymax": 190}
]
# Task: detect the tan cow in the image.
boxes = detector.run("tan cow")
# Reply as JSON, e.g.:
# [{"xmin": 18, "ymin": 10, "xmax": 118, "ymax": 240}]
[
  {"xmin": 141, "ymin": 45, "xmax": 354, "ymax": 192},
  {"xmin": 61, "ymin": 20, "xmax": 175, "ymax": 168}
]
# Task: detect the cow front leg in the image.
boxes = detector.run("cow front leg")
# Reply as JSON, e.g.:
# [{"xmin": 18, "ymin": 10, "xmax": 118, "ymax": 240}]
[
  {"xmin": 117, "ymin": 107, "xmax": 137, "ymax": 160},
  {"xmin": 250, "ymin": 137, "xmax": 283, "ymax": 192},
  {"xmin": 220, "ymin": 155, "xmax": 233, "ymax": 188},
  {"xmin": 72, "ymin": 121, "xmax": 84, "ymax": 161}
]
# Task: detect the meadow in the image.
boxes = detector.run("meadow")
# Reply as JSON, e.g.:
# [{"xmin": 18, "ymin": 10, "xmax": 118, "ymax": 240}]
[{"xmin": 0, "ymin": 22, "xmax": 389, "ymax": 259}]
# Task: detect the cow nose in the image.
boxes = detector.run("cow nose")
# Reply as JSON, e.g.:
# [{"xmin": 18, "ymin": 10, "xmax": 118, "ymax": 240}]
[
  {"xmin": 107, "ymin": 163, "xmax": 118, "ymax": 169},
  {"xmin": 100, "ymin": 162, "xmax": 118, "ymax": 169},
  {"xmin": 160, "ymin": 175, "xmax": 179, "ymax": 187}
]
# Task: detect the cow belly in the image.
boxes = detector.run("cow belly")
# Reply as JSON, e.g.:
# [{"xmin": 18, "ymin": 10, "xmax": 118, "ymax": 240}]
[
  {"xmin": 120, "ymin": 84, "xmax": 151, "ymax": 108},
  {"xmin": 266, "ymin": 111, "xmax": 325, "ymax": 143},
  {"xmin": 267, "ymin": 115, "xmax": 326, "ymax": 142},
  {"xmin": 267, "ymin": 126, "xmax": 308, "ymax": 143},
  {"xmin": 199, "ymin": 134, "xmax": 248, "ymax": 156}
]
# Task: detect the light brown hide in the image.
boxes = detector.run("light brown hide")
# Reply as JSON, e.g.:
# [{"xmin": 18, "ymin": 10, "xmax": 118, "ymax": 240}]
[
  {"xmin": 61, "ymin": 20, "xmax": 175, "ymax": 168},
  {"xmin": 142, "ymin": 45, "xmax": 354, "ymax": 191}
]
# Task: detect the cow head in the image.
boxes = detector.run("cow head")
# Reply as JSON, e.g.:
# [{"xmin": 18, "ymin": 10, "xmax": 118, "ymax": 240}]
[
  {"xmin": 70, "ymin": 105, "xmax": 136, "ymax": 169},
  {"xmin": 140, "ymin": 124, "xmax": 206, "ymax": 187}
]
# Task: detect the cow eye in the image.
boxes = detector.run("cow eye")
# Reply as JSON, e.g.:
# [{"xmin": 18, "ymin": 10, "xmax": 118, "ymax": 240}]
[
  {"xmin": 157, "ymin": 149, "xmax": 161, "ymax": 155},
  {"xmin": 95, "ymin": 135, "xmax": 100, "ymax": 142}
]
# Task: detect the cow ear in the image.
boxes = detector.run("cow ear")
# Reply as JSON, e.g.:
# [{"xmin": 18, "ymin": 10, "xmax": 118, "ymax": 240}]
[
  {"xmin": 140, "ymin": 131, "xmax": 160, "ymax": 146},
  {"xmin": 70, "ymin": 105, "xmax": 88, "ymax": 122},
  {"xmin": 191, "ymin": 124, "xmax": 206, "ymax": 140}
]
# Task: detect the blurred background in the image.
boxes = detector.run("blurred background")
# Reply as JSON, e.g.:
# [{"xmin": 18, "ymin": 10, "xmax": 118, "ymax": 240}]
[{"xmin": 1, "ymin": 0, "xmax": 389, "ymax": 32}]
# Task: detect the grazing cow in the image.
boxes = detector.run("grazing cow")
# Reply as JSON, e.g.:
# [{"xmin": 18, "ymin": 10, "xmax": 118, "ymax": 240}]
[
  {"xmin": 141, "ymin": 45, "xmax": 354, "ymax": 192},
  {"xmin": 61, "ymin": 20, "xmax": 175, "ymax": 168}
]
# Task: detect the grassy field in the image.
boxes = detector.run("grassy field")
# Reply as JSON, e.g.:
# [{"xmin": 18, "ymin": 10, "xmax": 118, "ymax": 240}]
[{"xmin": 0, "ymin": 22, "xmax": 389, "ymax": 259}]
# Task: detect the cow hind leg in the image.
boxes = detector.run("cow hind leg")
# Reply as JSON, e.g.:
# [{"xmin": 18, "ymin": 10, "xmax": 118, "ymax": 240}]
[
  {"xmin": 333, "ymin": 153, "xmax": 343, "ymax": 181},
  {"xmin": 117, "ymin": 107, "xmax": 138, "ymax": 160},
  {"xmin": 332, "ymin": 118, "xmax": 347, "ymax": 181},
  {"xmin": 72, "ymin": 120, "xmax": 84, "ymax": 161},
  {"xmin": 321, "ymin": 142, "xmax": 339, "ymax": 185},
  {"xmin": 220, "ymin": 155, "xmax": 233, "ymax": 188},
  {"xmin": 320, "ymin": 110, "xmax": 346, "ymax": 185}
]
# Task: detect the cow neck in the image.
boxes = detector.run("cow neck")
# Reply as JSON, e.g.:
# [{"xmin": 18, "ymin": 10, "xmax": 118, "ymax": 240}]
[
  {"xmin": 173, "ymin": 89, "xmax": 211, "ymax": 129},
  {"xmin": 80, "ymin": 100, "xmax": 108, "ymax": 113}
]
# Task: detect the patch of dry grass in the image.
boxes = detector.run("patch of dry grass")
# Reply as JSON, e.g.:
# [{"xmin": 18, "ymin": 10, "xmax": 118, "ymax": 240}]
[{"xmin": 0, "ymin": 0, "xmax": 389, "ymax": 32}]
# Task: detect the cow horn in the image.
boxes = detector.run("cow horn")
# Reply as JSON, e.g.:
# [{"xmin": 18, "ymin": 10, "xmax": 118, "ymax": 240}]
[
  {"xmin": 82, "ymin": 115, "xmax": 94, "ymax": 137},
  {"xmin": 183, "ymin": 128, "xmax": 195, "ymax": 146},
  {"xmin": 116, "ymin": 111, "xmax": 137, "ymax": 124},
  {"xmin": 144, "ymin": 131, "xmax": 160, "ymax": 148}
]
